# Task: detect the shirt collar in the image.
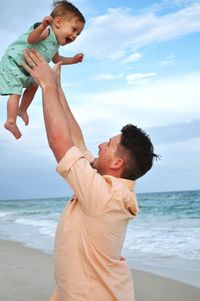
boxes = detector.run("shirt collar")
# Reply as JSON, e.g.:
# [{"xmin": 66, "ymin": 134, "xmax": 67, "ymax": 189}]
[{"xmin": 118, "ymin": 178, "xmax": 135, "ymax": 191}]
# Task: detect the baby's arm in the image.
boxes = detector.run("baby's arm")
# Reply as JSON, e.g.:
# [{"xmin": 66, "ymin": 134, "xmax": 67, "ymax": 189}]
[
  {"xmin": 28, "ymin": 16, "xmax": 53, "ymax": 44},
  {"xmin": 52, "ymin": 52, "xmax": 84, "ymax": 65}
]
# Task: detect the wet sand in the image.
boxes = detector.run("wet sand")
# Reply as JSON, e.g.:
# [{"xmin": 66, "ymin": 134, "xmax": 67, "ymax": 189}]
[{"xmin": 0, "ymin": 239, "xmax": 200, "ymax": 301}]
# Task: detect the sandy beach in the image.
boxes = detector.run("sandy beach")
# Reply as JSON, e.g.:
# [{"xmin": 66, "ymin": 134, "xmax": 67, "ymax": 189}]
[
  {"xmin": 0, "ymin": 240, "xmax": 54, "ymax": 301},
  {"xmin": 0, "ymin": 239, "xmax": 200, "ymax": 301}
]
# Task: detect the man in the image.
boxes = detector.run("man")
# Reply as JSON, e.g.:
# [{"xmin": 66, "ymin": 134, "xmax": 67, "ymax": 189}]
[{"xmin": 22, "ymin": 49, "xmax": 158, "ymax": 301}]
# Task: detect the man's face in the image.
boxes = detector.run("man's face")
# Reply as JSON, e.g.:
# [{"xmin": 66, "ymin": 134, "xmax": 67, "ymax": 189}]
[{"xmin": 91, "ymin": 134, "xmax": 121, "ymax": 175}]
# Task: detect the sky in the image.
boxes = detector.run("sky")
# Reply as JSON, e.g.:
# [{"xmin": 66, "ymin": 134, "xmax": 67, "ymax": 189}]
[{"xmin": 0, "ymin": 0, "xmax": 200, "ymax": 200}]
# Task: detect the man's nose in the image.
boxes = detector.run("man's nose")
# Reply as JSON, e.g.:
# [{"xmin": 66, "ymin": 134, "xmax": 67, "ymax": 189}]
[
  {"xmin": 99, "ymin": 142, "xmax": 106, "ymax": 149},
  {"xmin": 98, "ymin": 143, "xmax": 103, "ymax": 150}
]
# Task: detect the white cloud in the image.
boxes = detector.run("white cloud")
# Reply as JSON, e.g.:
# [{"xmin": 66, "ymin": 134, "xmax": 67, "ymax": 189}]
[
  {"xmin": 184, "ymin": 137, "xmax": 200, "ymax": 151},
  {"xmin": 160, "ymin": 137, "xmax": 200, "ymax": 151},
  {"xmin": 68, "ymin": 71, "xmax": 200, "ymax": 129},
  {"xmin": 0, "ymin": 0, "xmax": 49, "ymax": 57},
  {"xmin": 92, "ymin": 72, "xmax": 123, "ymax": 80},
  {"xmin": 69, "ymin": 2, "xmax": 200, "ymax": 59},
  {"xmin": 168, "ymin": 0, "xmax": 195, "ymax": 6},
  {"xmin": 126, "ymin": 72, "xmax": 157, "ymax": 84},
  {"xmin": 123, "ymin": 52, "xmax": 143, "ymax": 63},
  {"xmin": 158, "ymin": 52, "xmax": 176, "ymax": 67},
  {"xmin": 0, "ymin": 0, "xmax": 49, "ymax": 31}
]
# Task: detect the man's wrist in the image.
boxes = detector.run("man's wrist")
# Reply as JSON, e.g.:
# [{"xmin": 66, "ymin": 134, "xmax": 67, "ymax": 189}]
[{"xmin": 41, "ymin": 82, "xmax": 58, "ymax": 93}]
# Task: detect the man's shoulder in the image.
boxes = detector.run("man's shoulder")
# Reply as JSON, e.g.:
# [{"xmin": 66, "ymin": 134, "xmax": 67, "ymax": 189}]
[
  {"xmin": 104, "ymin": 175, "xmax": 134, "ymax": 190},
  {"xmin": 56, "ymin": 146, "xmax": 94, "ymax": 176}
]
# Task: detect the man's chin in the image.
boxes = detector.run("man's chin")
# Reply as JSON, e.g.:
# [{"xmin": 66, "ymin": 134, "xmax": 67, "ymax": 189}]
[{"xmin": 90, "ymin": 158, "xmax": 97, "ymax": 169}]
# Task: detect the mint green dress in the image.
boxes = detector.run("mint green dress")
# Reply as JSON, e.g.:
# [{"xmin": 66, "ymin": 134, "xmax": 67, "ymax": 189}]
[{"xmin": 0, "ymin": 23, "xmax": 59, "ymax": 95}]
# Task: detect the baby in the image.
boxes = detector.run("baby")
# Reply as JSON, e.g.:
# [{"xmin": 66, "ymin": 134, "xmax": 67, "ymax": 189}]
[{"xmin": 0, "ymin": 0, "xmax": 85, "ymax": 139}]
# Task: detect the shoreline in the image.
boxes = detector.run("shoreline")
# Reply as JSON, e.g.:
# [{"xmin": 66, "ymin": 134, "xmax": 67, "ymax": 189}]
[
  {"xmin": 127, "ymin": 256, "xmax": 200, "ymax": 288},
  {"xmin": 1, "ymin": 239, "xmax": 200, "ymax": 301}
]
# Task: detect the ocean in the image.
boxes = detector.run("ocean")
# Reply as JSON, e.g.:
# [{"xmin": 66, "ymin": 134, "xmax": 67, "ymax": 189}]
[{"xmin": 0, "ymin": 190, "xmax": 200, "ymax": 275}]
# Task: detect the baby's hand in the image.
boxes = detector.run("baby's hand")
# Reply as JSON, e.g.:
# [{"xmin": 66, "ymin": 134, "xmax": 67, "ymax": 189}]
[
  {"xmin": 42, "ymin": 16, "xmax": 53, "ymax": 28},
  {"xmin": 72, "ymin": 53, "xmax": 84, "ymax": 64}
]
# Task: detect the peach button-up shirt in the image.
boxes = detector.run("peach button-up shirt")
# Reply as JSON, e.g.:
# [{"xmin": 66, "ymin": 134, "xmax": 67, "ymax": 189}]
[{"xmin": 54, "ymin": 146, "xmax": 139, "ymax": 301}]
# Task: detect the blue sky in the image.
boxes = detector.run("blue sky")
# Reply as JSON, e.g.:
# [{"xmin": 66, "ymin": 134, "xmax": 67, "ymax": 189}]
[{"xmin": 0, "ymin": 0, "xmax": 200, "ymax": 199}]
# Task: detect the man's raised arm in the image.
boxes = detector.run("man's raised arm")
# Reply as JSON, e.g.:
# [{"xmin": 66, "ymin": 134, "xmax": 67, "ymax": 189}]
[
  {"xmin": 22, "ymin": 49, "xmax": 86, "ymax": 162},
  {"xmin": 57, "ymin": 82, "xmax": 87, "ymax": 153}
]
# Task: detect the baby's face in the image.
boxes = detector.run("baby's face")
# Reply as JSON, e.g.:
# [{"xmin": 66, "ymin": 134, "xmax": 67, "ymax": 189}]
[{"xmin": 53, "ymin": 16, "xmax": 84, "ymax": 46}]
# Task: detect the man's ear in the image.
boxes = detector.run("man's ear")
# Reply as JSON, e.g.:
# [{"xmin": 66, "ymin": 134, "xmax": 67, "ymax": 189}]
[{"xmin": 111, "ymin": 158, "xmax": 124, "ymax": 170}]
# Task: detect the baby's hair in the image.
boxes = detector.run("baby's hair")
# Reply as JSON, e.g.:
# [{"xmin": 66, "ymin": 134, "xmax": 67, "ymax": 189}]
[{"xmin": 50, "ymin": 0, "xmax": 85, "ymax": 23}]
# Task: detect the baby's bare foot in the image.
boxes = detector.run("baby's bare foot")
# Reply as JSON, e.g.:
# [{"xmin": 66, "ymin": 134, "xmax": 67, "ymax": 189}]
[
  {"xmin": 18, "ymin": 110, "xmax": 29, "ymax": 126},
  {"xmin": 4, "ymin": 121, "xmax": 22, "ymax": 139}
]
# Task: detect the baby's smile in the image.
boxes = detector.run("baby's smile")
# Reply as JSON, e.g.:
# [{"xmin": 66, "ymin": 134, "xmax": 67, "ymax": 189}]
[{"xmin": 65, "ymin": 37, "xmax": 73, "ymax": 44}]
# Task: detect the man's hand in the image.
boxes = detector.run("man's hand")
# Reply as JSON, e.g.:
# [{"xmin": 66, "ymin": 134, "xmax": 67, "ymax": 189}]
[{"xmin": 21, "ymin": 48, "xmax": 62, "ymax": 89}]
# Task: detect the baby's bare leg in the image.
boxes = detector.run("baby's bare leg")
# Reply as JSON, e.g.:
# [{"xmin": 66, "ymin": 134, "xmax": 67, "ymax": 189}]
[
  {"xmin": 4, "ymin": 94, "xmax": 22, "ymax": 139},
  {"xmin": 18, "ymin": 83, "xmax": 38, "ymax": 125}
]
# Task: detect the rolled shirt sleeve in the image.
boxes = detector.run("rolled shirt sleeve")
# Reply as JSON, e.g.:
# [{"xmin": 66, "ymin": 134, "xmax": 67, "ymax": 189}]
[{"xmin": 56, "ymin": 146, "xmax": 112, "ymax": 215}]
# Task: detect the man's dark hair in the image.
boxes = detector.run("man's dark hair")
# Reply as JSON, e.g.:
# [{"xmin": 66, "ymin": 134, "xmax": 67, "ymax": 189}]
[
  {"xmin": 118, "ymin": 124, "xmax": 159, "ymax": 180},
  {"xmin": 51, "ymin": 0, "xmax": 85, "ymax": 24}
]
